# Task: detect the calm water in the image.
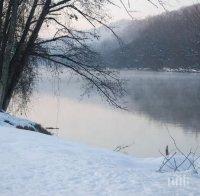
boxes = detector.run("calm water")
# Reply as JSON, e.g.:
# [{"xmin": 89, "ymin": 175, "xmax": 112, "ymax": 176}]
[{"xmin": 18, "ymin": 70, "xmax": 200, "ymax": 157}]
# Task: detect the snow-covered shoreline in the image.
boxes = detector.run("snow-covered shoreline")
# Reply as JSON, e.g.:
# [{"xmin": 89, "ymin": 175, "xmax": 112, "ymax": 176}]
[
  {"xmin": 0, "ymin": 113, "xmax": 200, "ymax": 195},
  {"xmin": 0, "ymin": 111, "xmax": 51, "ymax": 135},
  {"xmin": 117, "ymin": 67, "xmax": 200, "ymax": 73}
]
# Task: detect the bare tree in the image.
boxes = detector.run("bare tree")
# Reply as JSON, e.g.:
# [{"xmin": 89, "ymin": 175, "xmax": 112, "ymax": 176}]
[{"xmin": 0, "ymin": 0, "xmax": 132, "ymax": 111}]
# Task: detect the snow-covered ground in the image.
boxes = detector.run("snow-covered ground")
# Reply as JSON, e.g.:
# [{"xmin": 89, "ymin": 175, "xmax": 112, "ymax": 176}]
[
  {"xmin": 0, "ymin": 111, "xmax": 36, "ymax": 127},
  {"xmin": 163, "ymin": 67, "xmax": 200, "ymax": 73},
  {"xmin": 0, "ymin": 111, "xmax": 51, "ymax": 135},
  {"xmin": 0, "ymin": 114, "xmax": 200, "ymax": 195}
]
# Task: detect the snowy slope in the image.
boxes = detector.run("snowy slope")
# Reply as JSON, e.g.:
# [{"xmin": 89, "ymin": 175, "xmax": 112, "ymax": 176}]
[
  {"xmin": 0, "ymin": 111, "xmax": 51, "ymax": 135},
  {"xmin": 0, "ymin": 126, "xmax": 200, "ymax": 196},
  {"xmin": 0, "ymin": 111, "xmax": 36, "ymax": 127}
]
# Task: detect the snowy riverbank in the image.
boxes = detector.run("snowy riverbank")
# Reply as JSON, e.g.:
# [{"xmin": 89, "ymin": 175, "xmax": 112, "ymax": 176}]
[
  {"xmin": 0, "ymin": 111, "xmax": 51, "ymax": 135},
  {"xmin": 0, "ymin": 113, "xmax": 200, "ymax": 195},
  {"xmin": 121, "ymin": 67, "xmax": 200, "ymax": 73}
]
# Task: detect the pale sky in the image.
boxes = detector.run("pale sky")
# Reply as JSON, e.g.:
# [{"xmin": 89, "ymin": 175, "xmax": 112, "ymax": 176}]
[
  {"xmin": 41, "ymin": 0, "xmax": 199, "ymax": 38},
  {"xmin": 108, "ymin": 0, "xmax": 198, "ymax": 21},
  {"xmin": 73, "ymin": 0, "xmax": 200, "ymax": 29}
]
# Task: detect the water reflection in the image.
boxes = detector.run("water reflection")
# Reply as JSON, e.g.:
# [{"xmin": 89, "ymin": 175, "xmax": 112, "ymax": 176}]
[
  {"xmin": 124, "ymin": 71, "xmax": 200, "ymax": 132},
  {"xmin": 20, "ymin": 70, "xmax": 200, "ymax": 157}
]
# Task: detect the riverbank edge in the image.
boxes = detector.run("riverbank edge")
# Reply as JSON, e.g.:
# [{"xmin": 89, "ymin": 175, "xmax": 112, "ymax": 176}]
[{"xmin": 0, "ymin": 110, "xmax": 52, "ymax": 135}]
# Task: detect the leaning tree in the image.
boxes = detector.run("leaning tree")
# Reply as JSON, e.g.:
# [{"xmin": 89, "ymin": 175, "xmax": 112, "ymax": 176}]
[{"xmin": 0, "ymin": 0, "xmax": 132, "ymax": 111}]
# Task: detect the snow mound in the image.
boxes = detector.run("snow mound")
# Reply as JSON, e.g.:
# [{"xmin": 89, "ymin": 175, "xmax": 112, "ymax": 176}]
[
  {"xmin": 0, "ymin": 111, "xmax": 51, "ymax": 135},
  {"xmin": 0, "ymin": 127, "xmax": 200, "ymax": 196}
]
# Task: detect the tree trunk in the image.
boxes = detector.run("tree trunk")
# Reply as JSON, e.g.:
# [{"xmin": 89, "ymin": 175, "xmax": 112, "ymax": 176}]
[{"xmin": 0, "ymin": 0, "xmax": 18, "ymax": 110}]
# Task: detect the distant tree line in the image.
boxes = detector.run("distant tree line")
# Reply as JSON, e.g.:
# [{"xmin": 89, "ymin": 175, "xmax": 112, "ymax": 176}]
[{"xmin": 108, "ymin": 3, "xmax": 200, "ymax": 70}]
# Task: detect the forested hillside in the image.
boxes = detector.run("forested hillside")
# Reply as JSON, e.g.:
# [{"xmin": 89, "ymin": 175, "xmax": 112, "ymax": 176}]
[
  {"xmin": 104, "ymin": 4, "xmax": 200, "ymax": 70},
  {"xmin": 90, "ymin": 19, "xmax": 146, "ymax": 54}
]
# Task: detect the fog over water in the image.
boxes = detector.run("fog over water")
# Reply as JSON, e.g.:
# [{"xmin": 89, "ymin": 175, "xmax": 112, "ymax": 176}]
[
  {"xmin": 124, "ymin": 71, "xmax": 200, "ymax": 132},
  {"xmin": 20, "ymin": 69, "xmax": 200, "ymax": 157}
]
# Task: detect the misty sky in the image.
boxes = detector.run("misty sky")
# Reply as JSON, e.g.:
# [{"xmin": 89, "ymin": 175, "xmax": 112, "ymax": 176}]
[
  {"xmin": 109, "ymin": 0, "xmax": 197, "ymax": 21},
  {"xmin": 40, "ymin": 0, "xmax": 198, "ymax": 38}
]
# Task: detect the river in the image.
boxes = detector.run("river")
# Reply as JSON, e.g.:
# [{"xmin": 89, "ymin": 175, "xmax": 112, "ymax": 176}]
[{"xmin": 17, "ymin": 69, "xmax": 200, "ymax": 157}]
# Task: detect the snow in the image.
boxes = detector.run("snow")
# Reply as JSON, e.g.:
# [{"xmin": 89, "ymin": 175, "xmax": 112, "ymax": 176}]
[
  {"xmin": 0, "ymin": 111, "xmax": 36, "ymax": 128},
  {"xmin": 0, "ymin": 111, "xmax": 51, "ymax": 135},
  {"xmin": 163, "ymin": 67, "xmax": 200, "ymax": 73},
  {"xmin": 0, "ymin": 114, "xmax": 200, "ymax": 195}
]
